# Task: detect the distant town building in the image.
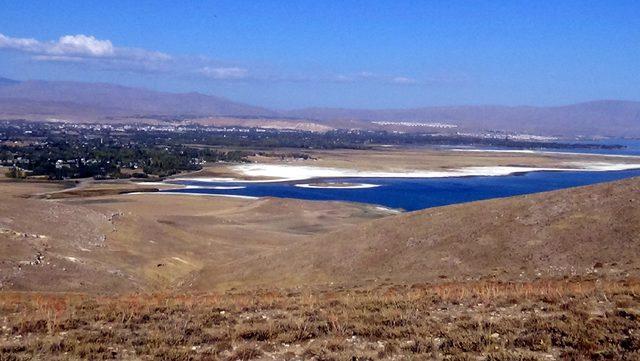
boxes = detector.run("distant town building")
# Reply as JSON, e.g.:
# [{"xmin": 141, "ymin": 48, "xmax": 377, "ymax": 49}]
[{"xmin": 372, "ymin": 121, "xmax": 458, "ymax": 129}]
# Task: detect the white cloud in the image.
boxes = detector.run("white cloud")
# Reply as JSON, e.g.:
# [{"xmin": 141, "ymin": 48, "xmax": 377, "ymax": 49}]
[
  {"xmin": 0, "ymin": 33, "xmax": 170, "ymax": 70},
  {"xmin": 391, "ymin": 76, "xmax": 418, "ymax": 85},
  {"xmin": 0, "ymin": 33, "xmax": 40, "ymax": 51},
  {"xmin": 356, "ymin": 71, "xmax": 375, "ymax": 78},
  {"xmin": 52, "ymin": 34, "xmax": 114, "ymax": 57},
  {"xmin": 199, "ymin": 66, "xmax": 249, "ymax": 80},
  {"xmin": 330, "ymin": 72, "xmax": 419, "ymax": 85},
  {"xmin": 31, "ymin": 55, "xmax": 86, "ymax": 62},
  {"xmin": 0, "ymin": 33, "xmax": 431, "ymax": 86},
  {"xmin": 333, "ymin": 74, "xmax": 354, "ymax": 83}
]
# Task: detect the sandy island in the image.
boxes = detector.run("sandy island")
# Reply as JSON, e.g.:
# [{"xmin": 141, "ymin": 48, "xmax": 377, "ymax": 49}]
[
  {"xmin": 173, "ymin": 161, "xmax": 640, "ymax": 184},
  {"xmin": 294, "ymin": 182, "xmax": 381, "ymax": 189},
  {"xmin": 166, "ymin": 148, "xmax": 640, "ymax": 184}
]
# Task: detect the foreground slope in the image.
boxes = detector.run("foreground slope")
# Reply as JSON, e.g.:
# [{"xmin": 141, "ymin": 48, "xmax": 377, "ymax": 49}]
[
  {"xmin": 211, "ymin": 176, "xmax": 640, "ymax": 287},
  {"xmin": 3, "ymin": 280, "xmax": 639, "ymax": 360},
  {"xmin": 1, "ymin": 172, "xmax": 639, "ymax": 292}
]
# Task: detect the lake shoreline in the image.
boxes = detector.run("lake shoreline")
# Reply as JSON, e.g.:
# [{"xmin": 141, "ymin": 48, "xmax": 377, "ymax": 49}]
[{"xmin": 171, "ymin": 161, "xmax": 640, "ymax": 184}]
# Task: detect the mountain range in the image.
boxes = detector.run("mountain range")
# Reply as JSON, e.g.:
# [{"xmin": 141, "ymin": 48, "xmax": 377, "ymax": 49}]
[
  {"xmin": 1, "ymin": 76, "xmax": 639, "ymax": 137},
  {"xmin": 0, "ymin": 78, "xmax": 274, "ymax": 119}
]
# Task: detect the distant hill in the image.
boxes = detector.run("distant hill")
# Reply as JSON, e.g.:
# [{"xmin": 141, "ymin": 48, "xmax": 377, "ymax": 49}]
[
  {"xmin": 208, "ymin": 176, "xmax": 640, "ymax": 287},
  {"xmin": 0, "ymin": 76, "xmax": 639, "ymax": 136},
  {"xmin": 0, "ymin": 77, "xmax": 19, "ymax": 87},
  {"xmin": 286, "ymin": 100, "xmax": 640, "ymax": 136},
  {"xmin": 0, "ymin": 78, "xmax": 276, "ymax": 120}
]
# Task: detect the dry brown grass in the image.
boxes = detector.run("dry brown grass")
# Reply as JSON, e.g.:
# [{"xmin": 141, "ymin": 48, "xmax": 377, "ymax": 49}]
[{"xmin": 1, "ymin": 279, "xmax": 639, "ymax": 360}]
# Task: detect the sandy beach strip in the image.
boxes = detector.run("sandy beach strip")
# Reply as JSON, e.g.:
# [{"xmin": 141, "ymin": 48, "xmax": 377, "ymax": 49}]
[
  {"xmin": 127, "ymin": 192, "xmax": 258, "ymax": 200},
  {"xmin": 294, "ymin": 183, "xmax": 381, "ymax": 189},
  {"xmin": 137, "ymin": 182, "xmax": 246, "ymax": 190},
  {"xmin": 234, "ymin": 162, "xmax": 640, "ymax": 180},
  {"xmin": 451, "ymin": 148, "xmax": 640, "ymax": 158},
  {"xmin": 169, "ymin": 176, "xmax": 303, "ymax": 183},
  {"xmin": 375, "ymin": 206, "xmax": 403, "ymax": 214},
  {"xmin": 181, "ymin": 185, "xmax": 246, "ymax": 190}
]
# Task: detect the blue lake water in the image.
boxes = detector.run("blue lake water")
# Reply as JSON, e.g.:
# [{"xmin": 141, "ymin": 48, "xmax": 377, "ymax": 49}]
[
  {"xmin": 164, "ymin": 140, "xmax": 640, "ymax": 211},
  {"xmin": 165, "ymin": 169, "xmax": 640, "ymax": 211}
]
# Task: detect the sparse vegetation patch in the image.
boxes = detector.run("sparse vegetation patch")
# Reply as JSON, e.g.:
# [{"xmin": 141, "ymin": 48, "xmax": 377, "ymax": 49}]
[{"xmin": 1, "ymin": 279, "xmax": 639, "ymax": 360}]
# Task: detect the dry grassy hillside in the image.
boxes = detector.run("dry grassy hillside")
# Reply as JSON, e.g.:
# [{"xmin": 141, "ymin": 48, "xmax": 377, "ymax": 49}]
[
  {"xmin": 3, "ymin": 280, "xmax": 639, "ymax": 360},
  {"xmin": 214, "ymin": 177, "xmax": 640, "ymax": 287},
  {"xmin": 2, "ymin": 173, "xmax": 639, "ymax": 292}
]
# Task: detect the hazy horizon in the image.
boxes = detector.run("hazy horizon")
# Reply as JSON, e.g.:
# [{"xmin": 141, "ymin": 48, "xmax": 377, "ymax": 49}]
[{"xmin": 3, "ymin": 74, "xmax": 640, "ymax": 112}]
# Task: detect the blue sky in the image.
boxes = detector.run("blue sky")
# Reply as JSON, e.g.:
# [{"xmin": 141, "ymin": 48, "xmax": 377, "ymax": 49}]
[{"xmin": 1, "ymin": 0, "xmax": 638, "ymax": 109}]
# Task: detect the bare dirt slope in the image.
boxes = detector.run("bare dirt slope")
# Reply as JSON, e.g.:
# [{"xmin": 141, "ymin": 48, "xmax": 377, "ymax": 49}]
[
  {"xmin": 0, "ymin": 177, "xmax": 390, "ymax": 292},
  {"xmin": 0, "ymin": 180, "xmax": 132, "ymax": 292},
  {"xmin": 215, "ymin": 177, "xmax": 640, "ymax": 287}
]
